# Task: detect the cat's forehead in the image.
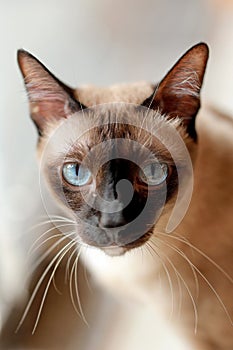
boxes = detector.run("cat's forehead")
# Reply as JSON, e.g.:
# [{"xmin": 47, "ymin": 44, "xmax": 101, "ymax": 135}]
[
  {"xmin": 74, "ymin": 82, "xmax": 154, "ymax": 106},
  {"xmin": 39, "ymin": 103, "xmax": 187, "ymax": 165}
]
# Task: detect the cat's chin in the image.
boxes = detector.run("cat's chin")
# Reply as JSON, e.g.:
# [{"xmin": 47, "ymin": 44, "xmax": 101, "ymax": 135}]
[
  {"xmin": 100, "ymin": 230, "xmax": 153, "ymax": 257},
  {"xmin": 101, "ymin": 246, "xmax": 127, "ymax": 257}
]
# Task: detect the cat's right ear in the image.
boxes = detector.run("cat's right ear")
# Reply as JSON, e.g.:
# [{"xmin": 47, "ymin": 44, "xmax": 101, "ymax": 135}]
[
  {"xmin": 141, "ymin": 43, "xmax": 209, "ymax": 141},
  {"xmin": 17, "ymin": 50, "xmax": 85, "ymax": 136}
]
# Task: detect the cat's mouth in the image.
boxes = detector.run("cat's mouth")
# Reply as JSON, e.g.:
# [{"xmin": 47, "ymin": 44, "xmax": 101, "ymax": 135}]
[
  {"xmin": 101, "ymin": 246, "xmax": 127, "ymax": 256},
  {"xmin": 98, "ymin": 230, "xmax": 153, "ymax": 257},
  {"xmin": 78, "ymin": 220, "xmax": 155, "ymax": 256}
]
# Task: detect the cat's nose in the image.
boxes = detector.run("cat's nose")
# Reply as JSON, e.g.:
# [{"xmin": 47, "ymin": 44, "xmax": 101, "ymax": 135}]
[
  {"xmin": 99, "ymin": 210, "xmax": 126, "ymax": 229},
  {"xmin": 98, "ymin": 179, "xmax": 133, "ymax": 229}
]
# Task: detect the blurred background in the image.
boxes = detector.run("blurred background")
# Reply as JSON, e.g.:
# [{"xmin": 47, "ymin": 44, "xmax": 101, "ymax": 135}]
[{"xmin": 0, "ymin": 0, "xmax": 233, "ymax": 348}]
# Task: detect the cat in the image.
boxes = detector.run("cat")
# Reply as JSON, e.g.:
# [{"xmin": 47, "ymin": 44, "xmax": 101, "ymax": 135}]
[{"xmin": 10, "ymin": 42, "xmax": 233, "ymax": 349}]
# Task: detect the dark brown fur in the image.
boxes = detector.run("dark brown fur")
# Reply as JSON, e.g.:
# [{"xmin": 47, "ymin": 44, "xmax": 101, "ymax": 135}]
[{"xmin": 3, "ymin": 43, "xmax": 232, "ymax": 350}]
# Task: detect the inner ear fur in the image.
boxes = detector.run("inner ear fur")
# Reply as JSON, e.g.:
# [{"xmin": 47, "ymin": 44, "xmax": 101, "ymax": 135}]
[
  {"xmin": 142, "ymin": 43, "xmax": 209, "ymax": 140},
  {"xmin": 17, "ymin": 49, "xmax": 86, "ymax": 136}
]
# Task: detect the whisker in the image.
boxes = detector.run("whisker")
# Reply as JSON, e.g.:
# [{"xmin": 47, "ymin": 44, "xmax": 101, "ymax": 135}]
[
  {"xmin": 32, "ymin": 240, "xmax": 78, "ymax": 334},
  {"xmin": 155, "ymin": 236, "xmax": 233, "ymax": 326},
  {"xmin": 163, "ymin": 249, "xmax": 198, "ymax": 333},
  {"xmin": 144, "ymin": 244, "xmax": 163, "ymax": 293},
  {"xmin": 156, "ymin": 231, "xmax": 233, "ymax": 284},
  {"xmin": 150, "ymin": 239, "xmax": 198, "ymax": 332},
  {"xmin": 30, "ymin": 232, "xmax": 76, "ymax": 273},
  {"xmin": 154, "ymin": 236, "xmax": 199, "ymax": 299},
  {"xmin": 15, "ymin": 238, "xmax": 77, "ymax": 333},
  {"xmin": 29, "ymin": 233, "xmax": 63, "ymax": 256},
  {"xmin": 144, "ymin": 242, "xmax": 163, "ymax": 292},
  {"xmin": 52, "ymin": 273, "xmax": 62, "ymax": 296},
  {"xmin": 65, "ymin": 245, "xmax": 79, "ymax": 283},
  {"xmin": 20, "ymin": 234, "xmax": 75, "ymax": 290},
  {"xmin": 28, "ymin": 216, "xmax": 76, "ymax": 230},
  {"xmin": 28, "ymin": 223, "xmax": 76, "ymax": 255},
  {"xmin": 74, "ymin": 250, "xmax": 89, "ymax": 326},
  {"xmin": 151, "ymin": 238, "xmax": 184, "ymax": 319},
  {"xmin": 80, "ymin": 246, "xmax": 93, "ymax": 294},
  {"xmin": 39, "ymin": 214, "xmax": 75, "ymax": 221},
  {"xmin": 147, "ymin": 242, "xmax": 175, "ymax": 321},
  {"xmin": 69, "ymin": 251, "xmax": 83, "ymax": 319},
  {"xmin": 193, "ymin": 266, "xmax": 233, "ymax": 326}
]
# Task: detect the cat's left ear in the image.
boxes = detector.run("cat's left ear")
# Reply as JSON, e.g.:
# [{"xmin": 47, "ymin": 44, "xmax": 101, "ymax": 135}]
[
  {"xmin": 17, "ymin": 49, "xmax": 85, "ymax": 136},
  {"xmin": 142, "ymin": 43, "xmax": 209, "ymax": 140}
]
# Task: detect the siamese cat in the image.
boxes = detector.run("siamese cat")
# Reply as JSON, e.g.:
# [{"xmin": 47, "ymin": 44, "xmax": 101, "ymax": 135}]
[{"xmin": 16, "ymin": 43, "xmax": 233, "ymax": 350}]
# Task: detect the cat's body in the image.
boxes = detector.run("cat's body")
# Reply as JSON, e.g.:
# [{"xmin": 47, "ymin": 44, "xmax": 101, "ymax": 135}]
[
  {"xmin": 73, "ymin": 86, "xmax": 233, "ymax": 349},
  {"xmin": 1, "ymin": 43, "xmax": 232, "ymax": 350},
  {"xmin": 83, "ymin": 103, "xmax": 233, "ymax": 350}
]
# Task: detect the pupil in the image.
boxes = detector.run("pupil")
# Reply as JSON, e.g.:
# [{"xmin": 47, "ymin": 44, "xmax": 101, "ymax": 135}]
[
  {"xmin": 75, "ymin": 165, "xmax": 79, "ymax": 176},
  {"xmin": 151, "ymin": 164, "xmax": 156, "ymax": 177}
]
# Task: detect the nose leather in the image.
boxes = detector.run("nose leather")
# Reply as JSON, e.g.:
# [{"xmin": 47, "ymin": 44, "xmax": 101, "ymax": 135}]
[
  {"xmin": 99, "ymin": 199, "xmax": 126, "ymax": 228},
  {"xmin": 99, "ymin": 179, "xmax": 133, "ymax": 228}
]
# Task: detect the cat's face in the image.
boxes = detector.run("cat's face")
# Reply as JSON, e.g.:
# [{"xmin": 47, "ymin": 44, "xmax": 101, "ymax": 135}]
[{"xmin": 18, "ymin": 43, "xmax": 208, "ymax": 256}]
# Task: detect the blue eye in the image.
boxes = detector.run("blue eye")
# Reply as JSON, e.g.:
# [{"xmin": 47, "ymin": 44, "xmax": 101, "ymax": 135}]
[
  {"xmin": 62, "ymin": 163, "xmax": 92, "ymax": 186},
  {"xmin": 139, "ymin": 162, "xmax": 168, "ymax": 186}
]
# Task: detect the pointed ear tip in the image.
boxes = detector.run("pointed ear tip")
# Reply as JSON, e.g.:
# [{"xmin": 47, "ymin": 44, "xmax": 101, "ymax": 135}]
[
  {"xmin": 198, "ymin": 42, "xmax": 209, "ymax": 52},
  {"xmin": 17, "ymin": 50, "xmax": 39, "ymax": 77},
  {"xmin": 17, "ymin": 49, "xmax": 36, "ymax": 64},
  {"xmin": 194, "ymin": 42, "xmax": 209, "ymax": 57},
  {"xmin": 17, "ymin": 49, "xmax": 30, "ymax": 66},
  {"xmin": 17, "ymin": 48, "xmax": 27, "ymax": 57}
]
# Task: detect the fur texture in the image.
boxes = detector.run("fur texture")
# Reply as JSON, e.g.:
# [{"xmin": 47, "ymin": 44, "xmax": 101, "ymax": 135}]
[{"xmin": 3, "ymin": 43, "xmax": 231, "ymax": 350}]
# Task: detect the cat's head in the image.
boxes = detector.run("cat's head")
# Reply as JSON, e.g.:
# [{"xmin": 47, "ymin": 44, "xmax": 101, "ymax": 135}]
[{"xmin": 18, "ymin": 43, "xmax": 208, "ymax": 256}]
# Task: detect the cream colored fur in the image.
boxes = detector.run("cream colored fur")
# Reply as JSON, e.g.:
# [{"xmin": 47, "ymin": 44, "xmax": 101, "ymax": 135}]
[
  {"xmin": 75, "ymin": 90, "xmax": 233, "ymax": 350},
  {"xmin": 35, "ymin": 85, "xmax": 233, "ymax": 349},
  {"xmin": 1, "ymin": 79, "xmax": 232, "ymax": 350}
]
